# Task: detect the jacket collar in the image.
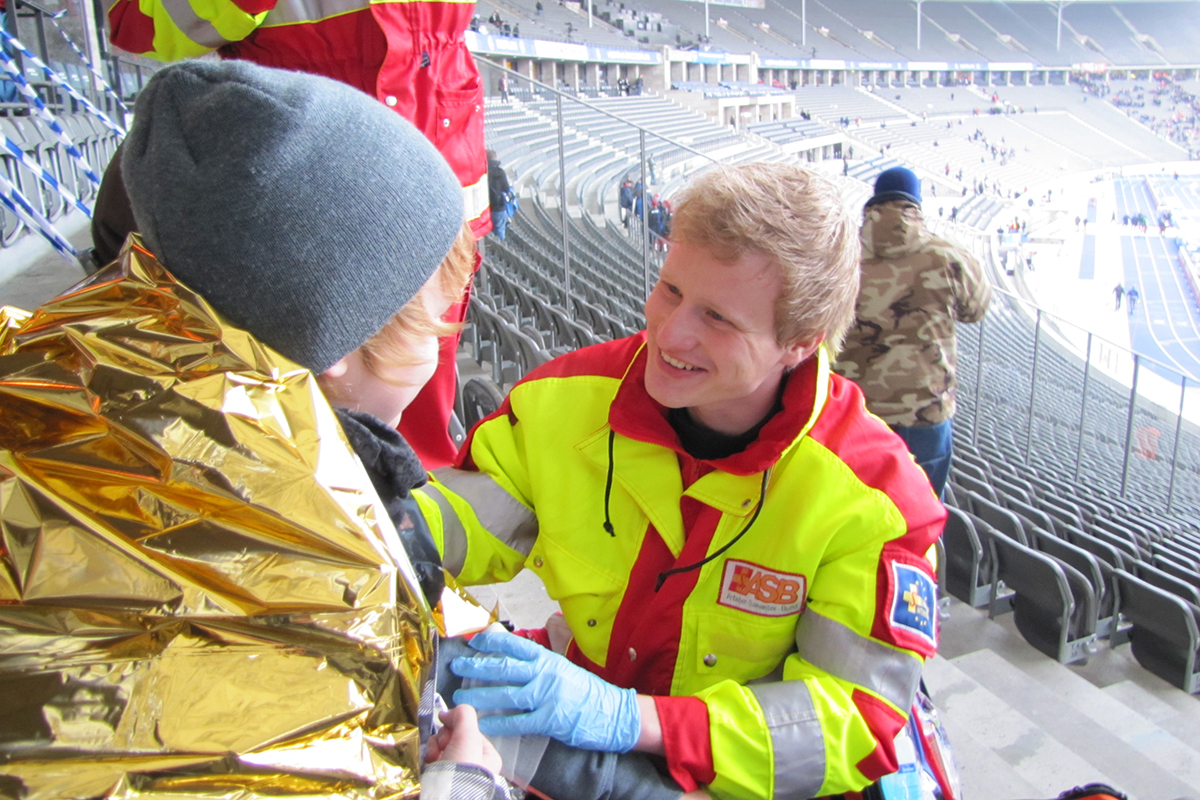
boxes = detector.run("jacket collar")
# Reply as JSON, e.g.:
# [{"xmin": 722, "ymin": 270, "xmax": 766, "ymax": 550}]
[
  {"xmin": 607, "ymin": 335, "xmax": 829, "ymax": 477},
  {"xmin": 861, "ymin": 200, "xmax": 930, "ymax": 261}
]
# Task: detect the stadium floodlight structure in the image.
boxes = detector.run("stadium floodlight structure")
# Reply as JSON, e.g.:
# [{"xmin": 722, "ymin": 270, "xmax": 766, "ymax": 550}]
[{"xmin": 1054, "ymin": 0, "xmax": 1073, "ymax": 51}]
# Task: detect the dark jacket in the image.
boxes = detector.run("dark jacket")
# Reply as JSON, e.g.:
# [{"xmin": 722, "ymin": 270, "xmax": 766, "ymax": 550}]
[
  {"xmin": 488, "ymin": 157, "xmax": 511, "ymax": 212},
  {"xmin": 336, "ymin": 408, "xmax": 445, "ymax": 606}
]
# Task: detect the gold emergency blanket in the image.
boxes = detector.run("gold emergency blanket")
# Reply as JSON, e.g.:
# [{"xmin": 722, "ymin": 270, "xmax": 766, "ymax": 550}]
[{"xmin": 0, "ymin": 239, "xmax": 432, "ymax": 799}]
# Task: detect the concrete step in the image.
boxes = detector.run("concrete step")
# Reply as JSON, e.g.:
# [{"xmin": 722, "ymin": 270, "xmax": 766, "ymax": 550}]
[
  {"xmin": 943, "ymin": 648, "xmax": 1199, "ymax": 800},
  {"xmin": 1101, "ymin": 678, "xmax": 1200, "ymax": 762},
  {"xmin": 934, "ymin": 599, "xmax": 1200, "ymax": 800},
  {"xmin": 924, "ymin": 654, "xmax": 1108, "ymax": 800}
]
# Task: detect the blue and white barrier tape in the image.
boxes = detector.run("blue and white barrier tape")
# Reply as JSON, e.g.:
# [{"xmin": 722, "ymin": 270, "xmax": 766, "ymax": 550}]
[
  {"xmin": 0, "ymin": 172, "xmax": 84, "ymax": 269},
  {"xmin": 3, "ymin": 135, "xmax": 93, "ymax": 218},
  {"xmin": 48, "ymin": 15, "xmax": 131, "ymax": 116},
  {"xmin": 0, "ymin": 29, "xmax": 126, "ymax": 136},
  {"xmin": 0, "ymin": 47, "xmax": 102, "ymax": 187}
]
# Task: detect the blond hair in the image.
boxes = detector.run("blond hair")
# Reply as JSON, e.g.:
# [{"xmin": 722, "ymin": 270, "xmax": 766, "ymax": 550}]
[
  {"xmin": 669, "ymin": 163, "xmax": 860, "ymax": 353},
  {"xmin": 319, "ymin": 222, "xmax": 475, "ymax": 400}
]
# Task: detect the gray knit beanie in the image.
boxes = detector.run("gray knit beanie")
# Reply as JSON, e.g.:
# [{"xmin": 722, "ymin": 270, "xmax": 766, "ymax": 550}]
[{"xmin": 122, "ymin": 60, "xmax": 464, "ymax": 374}]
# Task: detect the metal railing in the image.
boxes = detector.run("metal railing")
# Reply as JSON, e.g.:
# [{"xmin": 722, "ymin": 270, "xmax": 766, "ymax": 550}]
[
  {"xmin": 958, "ymin": 283, "xmax": 1200, "ymax": 518},
  {"xmin": 476, "ymin": 56, "xmax": 737, "ymax": 307}
]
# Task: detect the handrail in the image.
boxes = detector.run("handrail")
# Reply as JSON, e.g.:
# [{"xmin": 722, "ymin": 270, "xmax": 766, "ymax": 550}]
[
  {"xmin": 991, "ymin": 284, "xmax": 1195, "ymax": 385},
  {"xmin": 12, "ymin": 0, "xmax": 59, "ymax": 17}
]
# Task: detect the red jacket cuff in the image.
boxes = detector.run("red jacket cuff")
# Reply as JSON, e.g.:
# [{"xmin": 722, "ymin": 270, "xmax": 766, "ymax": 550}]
[
  {"xmin": 653, "ymin": 695, "xmax": 715, "ymax": 791},
  {"xmin": 510, "ymin": 626, "xmax": 552, "ymax": 649}
]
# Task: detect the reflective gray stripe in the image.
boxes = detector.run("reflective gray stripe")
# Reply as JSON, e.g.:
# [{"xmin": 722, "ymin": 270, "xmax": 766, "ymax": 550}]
[
  {"xmin": 750, "ymin": 681, "xmax": 825, "ymax": 799},
  {"xmin": 795, "ymin": 609, "xmax": 922, "ymax": 711},
  {"xmin": 160, "ymin": 0, "xmax": 237, "ymax": 48},
  {"xmin": 421, "ymin": 482, "xmax": 469, "ymax": 576},
  {"xmin": 263, "ymin": 0, "xmax": 369, "ymax": 26},
  {"xmin": 431, "ymin": 467, "xmax": 538, "ymax": 558}
]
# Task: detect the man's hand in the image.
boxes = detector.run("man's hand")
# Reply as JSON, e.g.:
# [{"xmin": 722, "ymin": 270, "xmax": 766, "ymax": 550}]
[
  {"xmin": 426, "ymin": 704, "xmax": 503, "ymax": 775},
  {"xmin": 450, "ymin": 628, "xmax": 641, "ymax": 752}
]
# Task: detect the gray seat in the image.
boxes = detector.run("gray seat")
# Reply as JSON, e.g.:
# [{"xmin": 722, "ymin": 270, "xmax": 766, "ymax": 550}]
[
  {"xmin": 459, "ymin": 376, "xmax": 505, "ymax": 431},
  {"xmin": 1133, "ymin": 561, "xmax": 1200, "ymax": 607},
  {"xmin": 989, "ymin": 533, "xmax": 1099, "ymax": 665},
  {"xmin": 971, "ymin": 492, "xmax": 1029, "ymax": 546},
  {"xmin": 943, "ymin": 505, "xmax": 990, "ymax": 608},
  {"xmin": 1028, "ymin": 527, "xmax": 1117, "ymax": 639},
  {"xmin": 1113, "ymin": 570, "xmax": 1200, "ymax": 694},
  {"xmin": 951, "ymin": 470, "xmax": 998, "ymax": 508},
  {"xmin": 1003, "ymin": 495, "xmax": 1058, "ymax": 537}
]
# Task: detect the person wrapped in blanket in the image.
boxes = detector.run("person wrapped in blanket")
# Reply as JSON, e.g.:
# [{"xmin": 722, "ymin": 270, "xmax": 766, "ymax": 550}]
[{"xmin": 0, "ymin": 60, "xmax": 509, "ymax": 800}]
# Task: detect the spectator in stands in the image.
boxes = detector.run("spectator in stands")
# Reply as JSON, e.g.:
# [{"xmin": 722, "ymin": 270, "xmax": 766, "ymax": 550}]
[
  {"xmin": 1, "ymin": 60, "xmax": 510, "ymax": 800},
  {"xmin": 835, "ymin": 166, "xmax": 992, "ymax": 497},
  {"xmin": 647, "ymin": 193, "xmax": 665, "ymax": 249},
  {"xmin": 536, "ymin": 0, "xmax": 543, "ymax": 13},
  {"xmin": 426, "ymin": 163, "xmax": 946, "ymax": 800},
  {"xmin": 487, "ymin": 150, "xmax": 513, "ymax": 242},
  {"xmin": 106, "ymin": 0, "xmax": 488, "ymax": 471},
  {"xmin": 498, "ymin": 74, "xmax": 510, "ymax": 102},
  {"xmin": 619, "ymin": 178, "xmax": 634, "ymax": 228}
]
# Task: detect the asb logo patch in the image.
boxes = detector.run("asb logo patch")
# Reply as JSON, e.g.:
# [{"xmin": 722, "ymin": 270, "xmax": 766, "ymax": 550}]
[
  {"xmin": 889, "ymin": 562, "xmax": 937, "ymax": 647},
  {"xmin": 718, "ymin": 559, "xmax": 806, "ymax": 617}
]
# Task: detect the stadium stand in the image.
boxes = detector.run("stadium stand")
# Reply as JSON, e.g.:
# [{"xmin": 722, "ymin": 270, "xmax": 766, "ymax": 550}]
[{"xmin": 6, "ymin": 0, "xmax": 1200, "ymax": 794}]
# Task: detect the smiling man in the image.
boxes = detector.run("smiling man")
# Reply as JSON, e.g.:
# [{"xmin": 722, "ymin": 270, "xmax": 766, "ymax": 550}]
[{"xmin": 417, "ymin": 163, "xmax": 948, "ymax": 800}]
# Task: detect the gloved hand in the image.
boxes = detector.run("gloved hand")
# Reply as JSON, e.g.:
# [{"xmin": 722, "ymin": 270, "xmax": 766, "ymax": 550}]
[{"xmin": 450, "ymin": 628, "xmax": 642, "ymax": 753}]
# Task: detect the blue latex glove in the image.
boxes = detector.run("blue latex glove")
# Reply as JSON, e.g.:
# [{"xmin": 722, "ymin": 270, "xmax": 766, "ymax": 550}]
[{"xmin": 450, "ymin": 628, "xmax": 642, "ymax": 753}]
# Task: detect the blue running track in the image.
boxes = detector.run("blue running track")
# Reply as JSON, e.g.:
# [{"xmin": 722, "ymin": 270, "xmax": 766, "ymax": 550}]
[
  {"xmin": 1122, "ymin": 233, "xmax": 1200, "ymax": 382},
  {"xmin": 1079, "ymin": 234, "xmax": 1095, "ymax": 280}
]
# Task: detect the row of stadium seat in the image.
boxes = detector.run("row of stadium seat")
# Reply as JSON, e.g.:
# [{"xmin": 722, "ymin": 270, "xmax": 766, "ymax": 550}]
[{"xmin": 0, "ymin": 111, "xmax": 119, "ymax": 247}]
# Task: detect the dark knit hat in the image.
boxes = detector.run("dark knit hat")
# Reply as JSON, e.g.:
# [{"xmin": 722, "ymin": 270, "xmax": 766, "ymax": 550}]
[
  {"xmin": 867, "ymin": 166, "xmax": 922, "ymax": 207},
  {"xmin": 122, "ymin": 60, "xmax": 464, "ymax": 374}
]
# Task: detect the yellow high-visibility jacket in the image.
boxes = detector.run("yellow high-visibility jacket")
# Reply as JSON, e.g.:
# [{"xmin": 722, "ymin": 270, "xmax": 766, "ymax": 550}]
[
  {"xmin": 107, "ymin": 0, "xmax": 490, "ymax": 236},
  {"xmin": 415, "ymin": 334, "xmax": 946, "ymax": 800}
]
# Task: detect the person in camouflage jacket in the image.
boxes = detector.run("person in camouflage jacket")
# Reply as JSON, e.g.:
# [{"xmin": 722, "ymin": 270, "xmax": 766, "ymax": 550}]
[{"xmin": 835, "ymin": 166, "xmax": 992, "ymax": 496}]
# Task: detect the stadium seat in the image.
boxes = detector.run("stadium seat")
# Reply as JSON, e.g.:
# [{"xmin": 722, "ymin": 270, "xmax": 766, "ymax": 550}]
[
  {"xmin": 989, "ymin": 533, "xmax": 1099, "ymax": 665},
  {"xmin": 1133, "ymin": 561, "xmax": 1200, "ymax": 607},
  {"xmin": 459, "ymin": 376, "xmax": 505, "ymax": 432},
  {"xmin": 942, "ymin": 505, "xmax": 991, "ymax": 609},
  {"xmin": 971, "ymin": 492, "xmax": 1029, "ymax": 546},
  {"xmin": 1113, "ymin": 570, "xmax": 1200, "ymax": 694}
]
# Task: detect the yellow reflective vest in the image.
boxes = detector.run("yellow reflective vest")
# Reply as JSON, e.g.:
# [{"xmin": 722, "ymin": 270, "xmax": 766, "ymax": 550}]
[
  {"xmin": 107, "ymin": 0, "xmax": 490, "ymax": 236},
  {"xmin": 415, "ymin": 334, "xmax": 946, "ymax": 800}
]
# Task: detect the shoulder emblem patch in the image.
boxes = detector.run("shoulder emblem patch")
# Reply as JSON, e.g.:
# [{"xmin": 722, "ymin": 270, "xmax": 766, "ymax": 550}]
[
  {"xmin": 889, "ymin": 562, "xmax": 937, "ymax": 647},
  {"xmin": 718, "ymin": 559, "xmax": 806, "ymax": 617}
]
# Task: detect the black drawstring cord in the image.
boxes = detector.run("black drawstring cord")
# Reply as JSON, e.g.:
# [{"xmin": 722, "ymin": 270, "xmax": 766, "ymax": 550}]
[
  {"xmin": 601, "ymin": 428, "xmax": 616, "ymax": 536},
  {"xmin": 655, "ymin": 468, "xmax": 771, "ymax": 591}
]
